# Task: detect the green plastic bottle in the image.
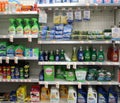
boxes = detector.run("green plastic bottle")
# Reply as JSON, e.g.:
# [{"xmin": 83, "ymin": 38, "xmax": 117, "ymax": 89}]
[
  {"xmin": 60, "ymin": 49, "xmax": 65, "ymax": 61},
  {"xmin": 31, "ymin": 18, "xmax": 39, "ymax": 35},
  {"xmin": 8, "ymin": 19, "xmax": 16, "ymax": 35},
  {"xmin": 16, "ymin": 18, "xmax": 23, "ymax": 35},
  {"xmin": 84, "ymin": 46, "xmax": 90, "ymax": 61},
  {"xmin": 91, "ymin": 47, "xmax": 97, "ymax": 61},
  {"xmin": 97, "ymin": 46, "xmax": 105, "ymax": 62},
  {"xmin": 24, "ymin": 18, "xmax": 31, "ymax": 35},
  {"xmin": 49, "ymin": 51, "xmax": 54, "ymax": 61},
  {"xmin": 71, "ymin": 47, "xmax": 77, "ymax": 61}
]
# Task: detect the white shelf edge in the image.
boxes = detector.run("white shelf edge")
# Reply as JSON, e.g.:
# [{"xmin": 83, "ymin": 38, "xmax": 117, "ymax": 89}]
[
  {"xmin": 0, "ymin": 11, "xmax": 38, "ymax": 15},
  {"xmin": 1, "ymin": 57, "xmax": 38, "ymax": 60},
  {"xmin": 39, "ymin": 80, "xmax": 119, "ymax": 85},
  {"xmin": 38, "ymin": 40, "xmax": 112, "ymax": 44},
  {"xmin": 38, "ymin": 61, "xmax": 120, "ymax": 66},
  {"xmin": 37, "ymin": 3, "xmax": 120, "ymax": 7},
  {"xmin": 0, "ymin": 35, "xmax": 38, "ymax": 39}
]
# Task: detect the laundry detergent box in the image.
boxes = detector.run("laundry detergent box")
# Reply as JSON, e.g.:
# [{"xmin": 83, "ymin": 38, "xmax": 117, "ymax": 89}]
[
  {"xmin": 104, "ymin": 0, "xmax": 112, "ymax": 3},
  {"xmin": 44, "ymin": 65, "xmax": 55, "ymax": 81},
  {"xmin": 112, "ymin": 0, "xmax": 120, "ymax": 3},
  {"xmin": 94, "ymin": 0, "xmax": 103, "ymax": 3}
]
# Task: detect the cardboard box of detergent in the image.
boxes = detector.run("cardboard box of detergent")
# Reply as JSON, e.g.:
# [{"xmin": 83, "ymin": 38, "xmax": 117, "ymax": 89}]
[
  {"xmin": 94, "ymin": 0, "xmax": 103, "ymax": 3},
  {"xmin": 112, "ymin": 0, "xmax": 120, "ymax": 3},
  {"xmin": 104, "ymin": 0, "xmax": 112, "ymax": 4}
]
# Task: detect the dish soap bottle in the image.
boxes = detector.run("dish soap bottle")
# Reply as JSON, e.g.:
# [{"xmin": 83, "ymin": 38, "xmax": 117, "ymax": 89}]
[
  {"xmin": 31, "ymin": 18, "xmax": 39, "ymax": 35},
  {"xmin": 71, "ymin": 47, "xmax": 77, "ymax": 61},
  {"xmin": 84, "ymin": 46, "xmax": 90, "ymax": 61},
  {"xmin": 97, "ymin": 46, "xmax": 104, "ymax": 62},
  {"xmin": 23, "ymin": 18, "xmax": 31, "ymax": 35},
  {"xmin": 49, "ymin": 50, "xmax": 54, "ymax": 61},
  {"xmin": 8, "ymin": 19, "xmax": 16, "ymax": 35},
  {"xmin": 77, "ymin": 46, "xmax": 84, "ymax": 61},
  {"xmin": 91, "ymin": 47, "xmax": 97, "ymax": 61},
  {"xmin": 16, "ymin": 18, "xmax": 23, "ymax": 35},
  {"xmin": 60, "ymin": 49, "xmax": 65, "ymax": 61}
]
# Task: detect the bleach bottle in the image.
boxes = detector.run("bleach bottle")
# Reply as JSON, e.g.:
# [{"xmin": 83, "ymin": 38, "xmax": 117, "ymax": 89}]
[
  {"xmin": 98, "ymin": 87, "xmax": 108, "ymax": 103},
  {"xmin": 87, "ymin": 86, "xmax": 97, "ymax": 103},
  {"xmin": 78, "ymin": 88, "xmax": 87, "ymax": 103}
]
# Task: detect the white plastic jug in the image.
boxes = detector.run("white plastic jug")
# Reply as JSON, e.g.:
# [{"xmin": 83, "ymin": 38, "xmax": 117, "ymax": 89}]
[
  {"xmin": 50, "ymin": 86, "xmax": 59, "ymax": 103},
  {"xmin": 87, "ymin": 86, "xmax": 97, "ymax": 103},
  {"xmin": 67, "ymin": 86, "xmax": 77, "ymax": 103}
]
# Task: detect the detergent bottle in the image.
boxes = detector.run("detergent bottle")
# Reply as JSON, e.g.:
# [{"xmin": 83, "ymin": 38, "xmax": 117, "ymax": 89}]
[
  {"xmin": 50, "ymin": 86, "xmax": 59, "ymax": 103},
  {"xmin": 98, "ymin": 87, "xmax": 108, "ymax": 103},
  {"xmin": 16, "ymin": 18, "xmax": 23, "ymax": 35},
  {"xmin": 23, "ymin": 18, "xmax": 31, "ymax": 35},
  {"xmin": 87, "ymin": 86, "xmax": 97, "ymax": 103},
  {"xmin": 97, "ymin": 46, "xmax": 105, "ymax": 62},
  {"xmin": 67, "ymin": 86, "xmax": 77, "ymax": 103},
  {"xmin": 77, "ymin": 46, "xmax": 84, "ymax": 61},
  {"xmin": 8, "ymin": 19, "xmax": 16, "ymax": 35},
  {"xmin": 78, "ymin": 88, "xmax": 87, "ymax": 103},
  {"xmin": 31, "ymin": 18, "xmax": 39, "ymax": 35},
  {"xmin": 84, "ymin": 46, "xmax": 91, "ymax": 61}
]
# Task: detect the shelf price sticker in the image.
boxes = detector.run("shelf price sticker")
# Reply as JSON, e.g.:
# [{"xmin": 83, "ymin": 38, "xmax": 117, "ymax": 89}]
[
  {"xmin": 6, "ymin": 57, "xmax": 10, "ymax": 64},
  {"xmin": 78, "ymin": 82, "xmax": 81, "ymax": 89},
  {"xmin": 14, "ymin": 57, "xmax": 18, "ymax": 64},
  {"xmin": 28, "ymin": 35, "xmax": 32, "ymax": 42},
  {"xmin": 0, "ymin": 57, "xmax": 2, "ymax": 64},
  {"xmin": 9, "ymin": 35, "xmax": 14, "ymax": 42},
  {"xmin": 56, "ymin": 82, "xmax": 59, "ymax": 88},
  {"xmin": 45, "ymin": 82, "xmax": 48, "ymax": 88},
  {"xmin": 67, "ymin": 64, "xmax": 70, "ymax": 69},
  {"xmin": 73, "ymin": 63, "xmax": 77, "ymax": 69}
]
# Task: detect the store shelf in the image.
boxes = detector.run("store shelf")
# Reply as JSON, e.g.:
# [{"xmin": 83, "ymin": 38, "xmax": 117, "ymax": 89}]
[
  {"xmin": 0, "ymin": 11, "xmax": 38, "ymax": 15},
  {"xmin": 1, "ymin": 57, "xmax": 38, "ymax": 60},
  {"xmin": 37, "ymin": 3, "xmax": 120, "ymax": 8},
  {"xmin": 38, "ymin": 61, "xmax": 120, "ymax": 66},
  {"xmin": 0, "ymin": 35, "xmax": 38, "ymax": 39},
  {"xmin": 39, "ymin": 80, "xmax": 119, "ymax": 85},
  {"xmin": 40, "ymin": 100, "xmax": 67, "ymax": 103},
  {"xmin": 38, "ymin": 40, "xmax": 112, "ymax": 44}
]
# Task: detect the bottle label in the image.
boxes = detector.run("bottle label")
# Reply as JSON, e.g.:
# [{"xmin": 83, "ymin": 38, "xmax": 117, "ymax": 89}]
[
  {"xmin": 78, "ymin": 93, "xmax": 86, "ymax": 103},
  {"xmin": 92, "ymin": 54, "xmax": 97, "ymax": 61},
  {"xmin": 78, "ymin": 53, "xmax": 84, "ymax": 61},
  {"xmin": 98, "ymin": 55, "xmax": 104, "ymax": 61},
  {"xmin": 16, "ymin": 27, "xmax": 23, "ymax": 35},
  {"xmin": 9, "ymin": 27, "xmax": 15, "ymax": 35},
  {"xmin": 24, "ymin": 27, "xmax": 31, "ymax": 35},
  {"xmin": 113, "ymin": 53, "xmax": 118, "ymax": 61},
  {"xmin": 109, "ymin": 93, "xmax": 116, "ymax": 103},
  {"xmin": 98, "ymin": 93, "xmax": 106, "ymax": 103}
]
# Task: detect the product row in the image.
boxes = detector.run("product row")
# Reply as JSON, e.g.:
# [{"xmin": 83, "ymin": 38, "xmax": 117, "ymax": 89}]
[
  {"xmin": 0, "ymin": 85, "xmax": 118, "ymax": 103},
  {"xmin": 0, "ymin": 42, "xmax": 39, "ymax": 58},
  {"xmin": 0, "ymin": 62, "xmax": 29, "ymax": 80},
  {"xmin": 39, "ymin": 65, "xmax": 114, "ymax": 81},
  {"xmin": 39, "ymin": 46, "xmax": 119, "ymax": 62}
]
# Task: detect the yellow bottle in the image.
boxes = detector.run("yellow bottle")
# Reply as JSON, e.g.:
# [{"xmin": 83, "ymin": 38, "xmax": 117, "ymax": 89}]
[
  {"xmin": 71, "ymin": 47, "xmax": 77, "ymax": 61},
  {"xmin": 41, "ymin": 87, "xmax": 50, "ymax": 101}
]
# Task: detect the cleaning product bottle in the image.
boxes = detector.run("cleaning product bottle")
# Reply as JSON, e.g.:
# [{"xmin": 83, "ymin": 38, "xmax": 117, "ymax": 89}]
[
  {"xmin": 60, "ymin": 49, "xmax": 65, "ymax": 61},
  {"xmin": 16, "ymin": 18, "xmax": 23, "ymax": 35},
  {"xmin": 49, "ymin": 50, "xmax": 54, "ymax": 61},
  {"xmin": 91, "ymin": 47, "xmax": 97, "ymax": 61},
  {"xmin": 71, "ymin": 47, "xmax": 77, "ymax": 61},
  {"xmin": 55, "ymin": 49, "xmax": 60, "ymax": 61},
  {"xmin": 31, "ymin": 18, "xmax": 39, "ymax": 35},
  {"xmin": 97, "ymin": 46, "xmax": 104, "ymax": 62},
  {"xmin": 39, "ymin": 51, "xmax": 44, "ymax": 61},
  {"xmin": 8, "ymin": 19, "xmax": 16, "ymax": 35},
  {"xmin": 87, "ymin": 86, "xmax": 97, "ymax": 103},
  {"xmin": 78, "ymin": 88, "xmax": 87, "ymax": 103},
  {"xmin": 60, "ymin": 85, "xmax": 68, "ymax": 99},
  {"xmin": 50, "ymin": 86, "xmax": 59, "ymax": 103},
  {"xmin": 84, "ymin": 46, "xmax": 90, "ymax": 61},
  {"xmin": 23, "ymin": 18, "xmax": 31, "ymax": 35},
  {"xmin": 108, "ymin": 86, "xmax": 118, "ymax": 103},
  {"xmin": 67, "ymin": 86, "xmax": 77, "ymax": 103},
  {"xmin": 111, "ymin": 44, "xmax": 119, "ymax": 62},
  {"xmin": 77, "ymin": 46, "xmax": 84, "ymax": 61},
  {"xmin": 98, "ymin": 87, "xmax": 108, "ymax": 103}
]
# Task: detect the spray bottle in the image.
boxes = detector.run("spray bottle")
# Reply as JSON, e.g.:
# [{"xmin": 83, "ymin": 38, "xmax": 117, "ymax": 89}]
[
  {"xmin": 31, "ymin": 18, "xmax": 39, "ymax": 35},
  {"xmin": 23, "ymin": 18, "xmax": 31, "ymax": 35},
  {"xmin": 8, "ymin": 19, "xmax": 16, "ymax": 35},
  {"xmin": 16, "ymin": 18, "xmax": 23, "ymax": 35}
]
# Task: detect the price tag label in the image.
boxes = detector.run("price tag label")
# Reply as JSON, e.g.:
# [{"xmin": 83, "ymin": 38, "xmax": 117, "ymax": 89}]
[
  {"xmin": 78, "ymin": 82, "xmax": 81, "ymax": 89},
  {"xmin": 56, "ymin": 82, "xmax": 59, "ymax": 88},
  {"xmin": 14, "ymin": 57, "xmax": 18, "ymax": 64},
  {"xmin": 10, "ymin": 35, "xmax": 14, "ymax": 42},
  {"xmin": 45, "ymin": 82, "xmax": 48, "ymax": 88},
  {"xmin": 6, "ymin": 57, "xmax": 10, "ymax": 64},
  {"xmin": 28, "ymin": 35, "xmax": 32, "ymax": 42},
  {"xmin": 0, "ymin": 57, "xmax": 2, "ymax": 64},
  {"xmin": 73, "ymin": 63, "xmax": 76, "ymax": 69},
  {"xmin": 67, "ymin": 64, "xmax": 70, "ymax": 69}
]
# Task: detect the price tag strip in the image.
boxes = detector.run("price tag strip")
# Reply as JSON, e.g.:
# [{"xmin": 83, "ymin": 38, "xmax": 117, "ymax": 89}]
[
  {"xmin": 45, "ymin": 82, "xmax": 48, "ymax": 88},
  {"xmin": 73, "ymin": 63, "xmax": 77, "ymax": 69},
  {"xmin": 14, "ymin": 57, "xmax": 18, "ymax": 64},
  {"xmin": 67, "ymin": 64, "xmax": 70, "ymax": 69},
  {"xmin": 78, "ymin": 82, "xmax": 81, "ymax": 89},
  {"xmin": 56, "ymin": 82, "xmax": 59, "ymax": 88},
  {"xmin": 9, "ymin": 35, "xmax": 14, "ymax": 42},
  {"xmin": 28, "ymin": 35, "xmax": 32, "ymax": 42},
  {"xmin": 6, "ymin": 57, "xmax": 10, "ymax": 64},
  {"xmin": 0, "ymin": 57, "xmax": 2, "ymax": 64}
]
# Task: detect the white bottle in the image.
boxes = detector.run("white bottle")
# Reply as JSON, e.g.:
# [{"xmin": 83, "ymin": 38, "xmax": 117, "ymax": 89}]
[
  {"xmin": 67, "ymin": 86, "xmax": 77, "ymax": 103},
  {"xmin": 87, "ymin": 86, "xmax": 97, "ymax": 103},
  {"xmin": 50, "ymin": 86, "xmax": 59, "ymax": 103}
]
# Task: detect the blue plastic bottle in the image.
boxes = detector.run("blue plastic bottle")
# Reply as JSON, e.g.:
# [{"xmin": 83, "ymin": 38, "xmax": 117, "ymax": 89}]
[
  {"xmin": 78, "ymin": 88, "xmax": 87, "ymax": 103},
  {"xmin": 77, "ymin": 46, "xmax": 84, "ymax": 61},
  {"xmin": 98, "ymin": 87, "xmax": 108, "ymax": 103}
]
